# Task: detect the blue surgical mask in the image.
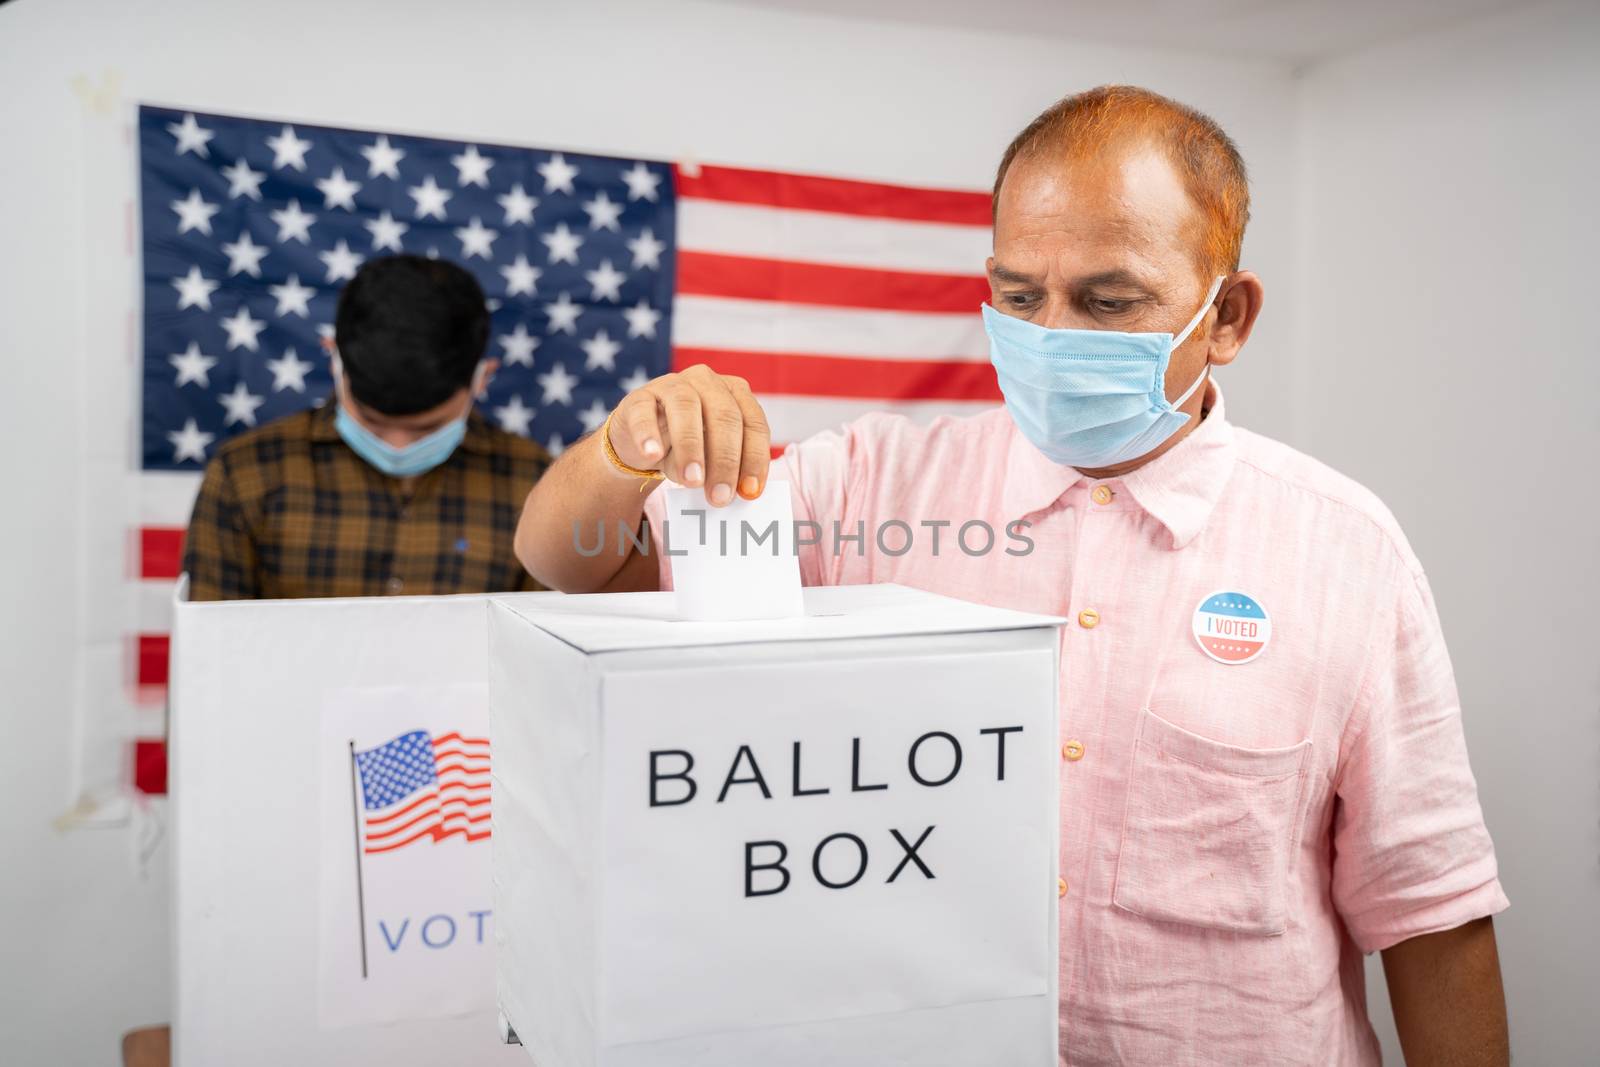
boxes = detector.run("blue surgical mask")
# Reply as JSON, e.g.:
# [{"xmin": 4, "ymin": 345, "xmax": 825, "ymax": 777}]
[
  {"xmin": 331, "ymin": 355, "xmax": 483, "ymax": 478},
  {"xmin": 983, "ymin": 275, "xmax": 1225, "ymax": 469}
]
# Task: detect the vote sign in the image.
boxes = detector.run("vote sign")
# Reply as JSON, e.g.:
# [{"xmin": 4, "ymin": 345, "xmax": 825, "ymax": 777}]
[{"xmin": 489, "ymin": 585, "xmax": 1064, "ymax": 1066}]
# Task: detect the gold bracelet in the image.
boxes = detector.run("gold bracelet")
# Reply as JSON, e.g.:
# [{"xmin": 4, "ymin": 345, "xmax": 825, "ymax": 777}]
[{"xmin": 600, "ymin": 409, "xmax": 665, "ymax": 486}]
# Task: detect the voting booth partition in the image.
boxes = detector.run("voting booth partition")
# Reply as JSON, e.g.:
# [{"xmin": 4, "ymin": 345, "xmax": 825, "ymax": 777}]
[
  {"xmin": 169, "ymin": 586, "xmax": 526, "ymax": 1067},
  {"xmin": 490, "ymin": 585, "xmax": 1065, "ymax": 1066}
]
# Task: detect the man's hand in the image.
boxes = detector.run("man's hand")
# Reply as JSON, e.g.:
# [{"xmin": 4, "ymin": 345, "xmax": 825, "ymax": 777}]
[
  {"xmin": 609, "ymin": 364, "xmax": 772, "ymax": 506},
  {"xmin": 513, "ymin": 363, "xmax": 774, "ymax": 593},
  {"xmin": 1382, "ymin": 916, "xmax": 1508, "ymax": 1065}
]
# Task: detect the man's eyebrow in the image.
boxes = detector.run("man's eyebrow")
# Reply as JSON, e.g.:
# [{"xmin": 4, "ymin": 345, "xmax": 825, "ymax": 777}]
[
  {"xmin": 988, "ymin": 264, "xmax": 1040, "ymax": 285},
  {"xmin": 988, "ymin": 265, "xmax": 1159, "ymax": 295},
  {"xmin": 1074, "ymin": 270, "xmax": 1157, "ymax": 294}
]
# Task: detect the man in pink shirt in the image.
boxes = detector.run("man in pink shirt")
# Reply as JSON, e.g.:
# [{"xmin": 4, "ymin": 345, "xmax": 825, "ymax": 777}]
[{"xmin": 516, "ymin": 85, "xmax": 1509, "ymax": 1064}]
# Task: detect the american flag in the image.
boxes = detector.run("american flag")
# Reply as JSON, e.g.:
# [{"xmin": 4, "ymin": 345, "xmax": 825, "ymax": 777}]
[
  {"xmin": 131, "ymin": 105, "xmax": 995, "ymax": 793},
  {"xmin": 353, "ymin": 730, "xmax": 492, "ymax": 854}
]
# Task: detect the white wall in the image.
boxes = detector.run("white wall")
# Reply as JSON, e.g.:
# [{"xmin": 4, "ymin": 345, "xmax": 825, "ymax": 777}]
[
  {"xmin": 0, "ymin": 1, "xmax": 1298, "ymax": 1063},
  {"xmin": 1293, "ymin": 2, "xmax": 1600, "ymax": 1062}
]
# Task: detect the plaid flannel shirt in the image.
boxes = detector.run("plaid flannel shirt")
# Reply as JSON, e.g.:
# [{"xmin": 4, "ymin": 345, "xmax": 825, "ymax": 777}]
[{"xmin": 182, "ymin": 402, "xmax": 548, "ymax": 601}]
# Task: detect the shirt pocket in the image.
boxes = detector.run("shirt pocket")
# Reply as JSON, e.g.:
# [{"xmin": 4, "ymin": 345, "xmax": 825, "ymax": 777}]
[{"xmin": 1112, "ymin": 709, "xmax": 1311, "ymax": 937}]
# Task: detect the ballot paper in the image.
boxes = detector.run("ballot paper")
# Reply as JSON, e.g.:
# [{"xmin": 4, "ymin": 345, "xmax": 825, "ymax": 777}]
[{"xmin": 660, "ymin": 478, "xmax": 806, "ymax": 621}]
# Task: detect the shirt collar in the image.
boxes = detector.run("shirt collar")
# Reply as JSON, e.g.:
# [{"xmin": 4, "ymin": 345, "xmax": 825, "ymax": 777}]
[
  {"xmin": 1001, "ymin": 381, "xmax": 1237, "ymax": 549},
  {"xmin": 1002, "ymin": 418, "xmax": 1086, "ymax": 520},
  {"xmin": 1118, "ymin": 382, "xmax": 1236, "ymax": 549},
  {"xmin": 309, "ymin": 396, "xmax": 497, "ymax": 455}
]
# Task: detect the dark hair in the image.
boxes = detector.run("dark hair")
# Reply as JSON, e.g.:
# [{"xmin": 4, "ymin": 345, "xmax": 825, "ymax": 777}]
[{"xmin": 334, "ymin": 255, "xmax": 490, "ymax": 415}]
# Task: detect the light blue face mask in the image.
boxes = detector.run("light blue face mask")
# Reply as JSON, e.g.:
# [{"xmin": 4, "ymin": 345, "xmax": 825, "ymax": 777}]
[
  {"xmin": 983, "ymin": 275, "xmax": 1225, "ymax": 469},
  {"xmin": 331, "ymin": 355, "xmax": 483, "ymax": 478}
]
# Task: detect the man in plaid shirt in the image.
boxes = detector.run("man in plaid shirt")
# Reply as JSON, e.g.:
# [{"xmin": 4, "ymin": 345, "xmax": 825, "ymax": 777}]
[{"xmin": 182, "ymin": 255, "xmax": 548, "ymax": 600}]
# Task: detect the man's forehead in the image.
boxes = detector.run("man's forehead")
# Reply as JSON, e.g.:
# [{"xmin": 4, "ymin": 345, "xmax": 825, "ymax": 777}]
[{"xmin": 993, "ymin": 142, "xmax": 1200, "ymax": 261}]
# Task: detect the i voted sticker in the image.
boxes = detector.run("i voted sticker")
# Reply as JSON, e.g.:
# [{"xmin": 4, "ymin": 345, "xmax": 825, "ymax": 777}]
[{"xmin": 1192, "ymin": 590, "xmax": 1271, "ymax": 665}]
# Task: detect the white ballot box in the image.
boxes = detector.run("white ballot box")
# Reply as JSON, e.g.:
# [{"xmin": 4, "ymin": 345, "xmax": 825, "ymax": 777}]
[
  {"xmin": 170, "ymin": 585, "xmax": 558, "ymax": 1067},
  {"xmin": 488, "ymin": 583, "xmax": 1065, "ymax": 1067}
]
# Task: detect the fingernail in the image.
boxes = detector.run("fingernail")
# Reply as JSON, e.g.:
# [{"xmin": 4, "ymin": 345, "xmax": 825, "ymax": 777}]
[
  {"xmin": 684, "ymin": 462, "xmax": 703, "ymax": 485},
  {"xmin": 642, "ymin": 439, "xmax": 662, "ymax": 458},
  {"xmin": 738, "ymin": 476, "xmax": 760, "ymax": 499},
  {"xmin": 710, "ymin": 483, "xmax": 732, "ymax": 506}
]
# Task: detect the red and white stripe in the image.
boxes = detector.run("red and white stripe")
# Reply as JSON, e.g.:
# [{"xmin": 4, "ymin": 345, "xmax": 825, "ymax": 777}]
[
  {"xmin": 363, "ymin": 732, "xmax": 492, "ymax": 854},
  {"xmin": 671, "ymin": 163, "xmax": 997, "ymax": 448}
]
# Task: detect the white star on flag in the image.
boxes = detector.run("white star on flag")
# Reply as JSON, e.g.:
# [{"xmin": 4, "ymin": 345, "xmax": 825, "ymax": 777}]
[
  {"xmin": 546, "ymin": 433, "xmax": 566, "ymax": 456},
  {"xmin": 316, "ymin": 167, "xmax": 362, "ymax": 211},
  {"xmin": 364, "ymin": 210, "xmax": 408, "ymax": 253},
  {"xmin": 168, "ymin": 418, "xmax": 215, "ymax": 463},
  {"xmin": 266, "ymin": 348, "xmax": 314, "ymax": 392},
  {"xmin": 269, "ymin": 274, "xmax": 315, "ymax": 317},
  {"xmin": 585, "ymin": 259, "xmax": 626, "ymax": 302},
  {"xmin": 538, "ymin": 153, "xmax": 579, "ymax": 195},
  {"xmin": 493, "ymin": 393, "xmax": 535, "ymax": 436},
  {"xmin": 620, "ymin": 366, "xmax": 652, "ymax": 392},
  {"xmin": 627, "ymin": 227, "xmax": 665, "ymax": 270},
  {"xmin": 270, "ymin": 199, "xmax": 316, "ymax": 243},
  {"xmin": 500, "ymin": 254, "xmax": 541, "ymax": 297},
  {"xmin": 167, "ymin": 113, "xmax": 214, "ymax": 158},
  {"xmin": 265, "ymin": 125, "xmax": 312, "ymax": 170},
  {"xmin": 541, "ymin": 222, "xmax": 583, "ymax": 265},
  {"xmin": 319, "ymin": 239, "xmax": 364, "ymax": 283},
  {"xmin": 171, "ymin": 188, "xmax": 220, "ymax": 236},
  {"xmin": 497, "ymin": 323, "xmax": 540, "ymax": 367},
  {"xmin": 622, "ymin": 299, "xmax": 662, "ymax": 339},
  {"xmin": 360, "ymin": 135, "xmax": 406, "ymax": 180},
  {"xmin": 582, "ymin": 191, "xmax": 623, "ymax": 231},
  {"xmin": 581, "ymin": 329, "xmax": 622, "ymax": 372},
  {"xmin": 454, "ymin": 217, "xmax": 498, "ymax": 259},
  {"xmin": 222, "ymin": 232, "xmax": 269, "ymax": 277},
  {"xmin": 220, "ymin": 307, "xmax": 267, "ymax": 351},
  {"xmin": 497, "ymin": 183, "xmax": 538, "ymax": 225},
  {"xmin": 169, "ymin": 342, "xmax": 218, "ymax": 387},
  {"xmin": 408, "ymin": 175, "xmax": 452, "ymax": 220},
  {"xmin": 221, "ymin": 159, "xmax": 266, "ymax": 200},
  {"xmin": 218, "ymin": 381, "xmax": 266, "ymax": 426},
  {"xmin": 544, "ymin": 291, "xmax": 583, "ymax": 334},
  {"xmin": 452, "ymin": 145, "xmax": 494, "ymax": 187},
  {"xmin": 536, "ymin": 362, "xmax": 578, "ymax": 405},
  {"xmin": 172, "ymin": 266, "xmax": 219, "ymax": 311},
  {"xmin": 620, "ymin": 161, "xmax": 662, "ymax": 202},
  {"xmin": 577, "ymin": 398, "xmax": 610, "ymax": 433}
]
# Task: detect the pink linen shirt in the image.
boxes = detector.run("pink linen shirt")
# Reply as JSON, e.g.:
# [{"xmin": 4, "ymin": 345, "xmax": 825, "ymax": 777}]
[{"xmin": 647, "ymin": 385, "xmax": 1506, "ymax": 1065}]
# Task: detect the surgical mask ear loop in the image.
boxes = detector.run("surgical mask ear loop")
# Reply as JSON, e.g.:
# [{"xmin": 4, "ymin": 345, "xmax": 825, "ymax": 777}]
[
  {"xmin": 1172, "ymin": 275, "xmax": 1226, "ymax": 348},
  {"xmin": 1166, "ymin": 275, "xmax": 1226, "ymax": 408},
  {"xmin": 469, "ymin": 360, "xmax": 491, "ymax": 401}
]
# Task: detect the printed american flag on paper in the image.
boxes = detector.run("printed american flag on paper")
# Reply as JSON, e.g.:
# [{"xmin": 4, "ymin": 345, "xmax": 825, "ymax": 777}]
[
  {"xmin": 354, "ymin": 730, "xmax": 492, "ymax": 853},
  {"xmin": 131, "ymin": 105, "xmax": 995, "ymax": 792}
]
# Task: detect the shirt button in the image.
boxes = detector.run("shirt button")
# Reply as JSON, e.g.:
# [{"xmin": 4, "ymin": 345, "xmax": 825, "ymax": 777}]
[
  {"xmin": 1062, "ymin": 739, "xmax": 1085, "ymax": 761},
  {"xmin": 1057, "ymin": 877, "xmax": 1068, "ymax": 898},
  {"xmin": 1090, "ymin": 485, "xmax": 1114, "ymax": 505},
  {"xmin": 1077, "ymin": 608, "xmax": 1100, "ymax": 629},
  {"xmin": 387, "ymin": 576, "xmax": 405, "ymax": 594}
]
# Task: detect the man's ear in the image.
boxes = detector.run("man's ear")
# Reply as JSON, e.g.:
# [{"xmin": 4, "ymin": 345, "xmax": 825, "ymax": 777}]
[{"xmin": 1207, "ymin": 271, "xmax": 1264, "ymax": 368}]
